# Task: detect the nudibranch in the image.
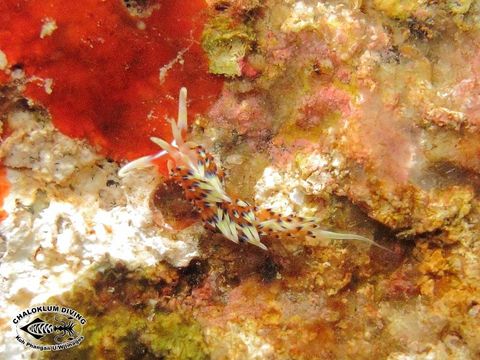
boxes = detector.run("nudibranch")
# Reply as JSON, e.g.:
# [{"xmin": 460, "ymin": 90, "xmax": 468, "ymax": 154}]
[{"xmin": 119, "ymin": 88, "xmax": 388, "ymax": 251}]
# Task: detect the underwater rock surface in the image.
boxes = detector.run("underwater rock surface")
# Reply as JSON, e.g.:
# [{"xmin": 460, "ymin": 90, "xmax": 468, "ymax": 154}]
[{"xmin": 1, "ymin": 0, "xmax": 480, "ymax": 359}]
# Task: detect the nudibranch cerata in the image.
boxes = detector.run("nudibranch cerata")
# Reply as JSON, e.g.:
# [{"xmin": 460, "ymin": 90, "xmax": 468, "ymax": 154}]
[{"xmin": 119, "ymin": 88, "xmax": 388, "ymax": 251}]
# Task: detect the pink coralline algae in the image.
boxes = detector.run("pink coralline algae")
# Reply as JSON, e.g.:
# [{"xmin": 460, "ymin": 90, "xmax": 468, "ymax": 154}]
[
  {"xmin": 296, "ymin": 85, "xmax": 352, "ymax": 129},
  {"xmin": 209, "ymin": 88, "xmax": 272, "ymax": 137}
]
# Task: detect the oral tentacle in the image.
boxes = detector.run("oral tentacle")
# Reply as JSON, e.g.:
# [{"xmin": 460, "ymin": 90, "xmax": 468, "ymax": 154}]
[{"xmin": 117, "ymin": 150, "xmax": 167, "ymax": 177}]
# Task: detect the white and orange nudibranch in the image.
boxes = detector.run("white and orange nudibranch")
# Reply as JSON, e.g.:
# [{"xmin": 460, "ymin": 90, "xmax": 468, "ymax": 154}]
[{"xmin": 119, "ymin": 88, "xmax": 388, "ymax": 251}]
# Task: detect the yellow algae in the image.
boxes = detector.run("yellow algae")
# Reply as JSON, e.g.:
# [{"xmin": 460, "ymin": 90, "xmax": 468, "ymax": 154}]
[
  {"xmin": 448, "ymin": 0, "xmax": 473, "ymax": 14},
  {"xmin": 373, "ymin": 0, "xmax": 420, "ymax": 20},
  {"xmin": 202, "ymin": 15, "xmax": 256, "ymax": 77}
]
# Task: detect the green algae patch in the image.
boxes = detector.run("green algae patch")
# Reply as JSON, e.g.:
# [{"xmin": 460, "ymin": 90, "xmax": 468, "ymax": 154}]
[
  {"xmin": 44, "ymin": 306, "xmax": 208, "ymax": 360},
  {"xmin": 42, "ymin": 260, "xmax": 209, "ymax": 360},
  {"xmin": 102, "ymin": 308, "xmax": 206, "ymax": 360},
  {"xmin": 202, "ymin": 15, "xmax": 256, "ymax": 77}
]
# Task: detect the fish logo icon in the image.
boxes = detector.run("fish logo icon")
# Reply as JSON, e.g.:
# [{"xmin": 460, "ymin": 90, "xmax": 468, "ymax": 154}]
[{"xmin": 20, "ymin": 316, "xmax": 78, "ymax": 342}]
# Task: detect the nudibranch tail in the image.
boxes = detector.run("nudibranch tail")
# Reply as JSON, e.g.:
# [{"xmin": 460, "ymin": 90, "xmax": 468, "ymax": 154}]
[
  {"xmin": 309, "ymin": 229, "xmax": 390, "ymax": 251},
  {"xmin": 118, "ymin": 87, "xmax": 389, "ymax": 252},
  {"xmin": 255, "ymin": 209, "xmax": 388, "ymax": 251}
]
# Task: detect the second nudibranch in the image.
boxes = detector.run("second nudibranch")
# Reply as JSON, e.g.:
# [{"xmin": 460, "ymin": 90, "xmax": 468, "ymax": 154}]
[{"xmin": 119, "ymin": 88, "xmax": 387, "ymax": 251}]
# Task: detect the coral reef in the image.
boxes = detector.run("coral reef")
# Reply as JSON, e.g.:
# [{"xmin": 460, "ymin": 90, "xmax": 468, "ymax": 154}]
[{"xmin": 1, "ymin": 0, "xmax": 480, "ymax": 359}]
